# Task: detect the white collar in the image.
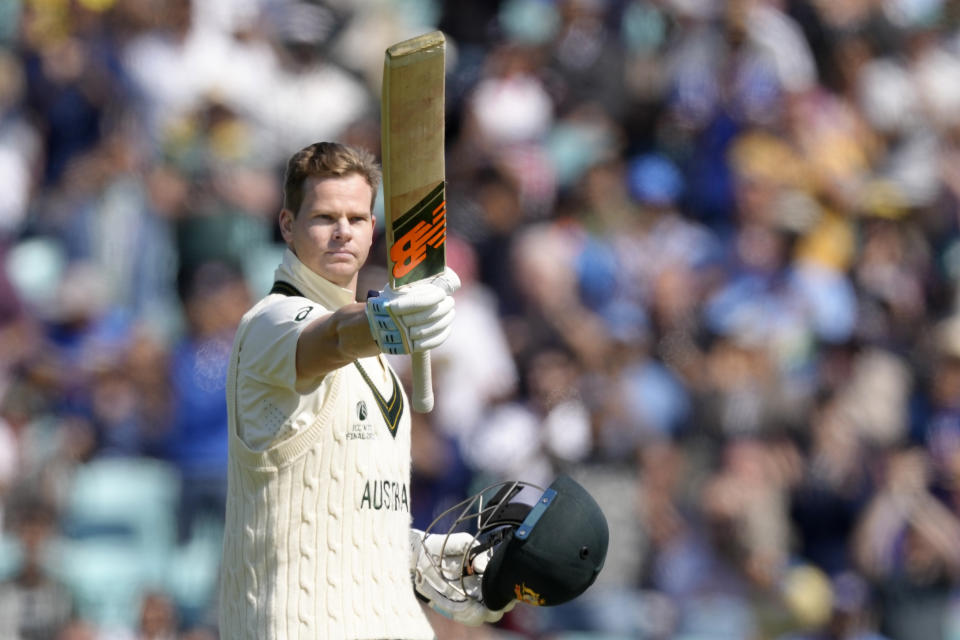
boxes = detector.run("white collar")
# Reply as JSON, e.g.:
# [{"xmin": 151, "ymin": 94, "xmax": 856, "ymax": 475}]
[{"xmin": 273, "ymin": 248, "xmax": 355, "ymax": 309}]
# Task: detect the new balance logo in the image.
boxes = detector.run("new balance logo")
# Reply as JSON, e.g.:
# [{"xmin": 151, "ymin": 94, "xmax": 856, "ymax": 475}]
[{"xmin": 389, "ymin": 182, "xmax": 446, "ymax": 283}]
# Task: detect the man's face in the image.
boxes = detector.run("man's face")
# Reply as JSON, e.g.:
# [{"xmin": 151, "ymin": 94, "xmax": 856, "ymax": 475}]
[{"xmin": 279, "ymin": 173, "xmax": 375, "ymax": 291}]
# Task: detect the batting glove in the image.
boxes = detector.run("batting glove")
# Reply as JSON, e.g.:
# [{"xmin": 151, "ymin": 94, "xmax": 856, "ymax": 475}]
[
  {"xmin": 365, "ymin": 267, "xmax": 460, "ymax": 355},
  {"xmin": 409, "ymin": 529, "xmax": 514, "ymax": 626}
]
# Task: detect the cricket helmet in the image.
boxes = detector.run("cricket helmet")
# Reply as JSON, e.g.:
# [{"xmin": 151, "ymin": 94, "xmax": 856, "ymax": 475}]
[{"xmin": 421, "ymin": 474, "xmax": 609, "ymax": 610}]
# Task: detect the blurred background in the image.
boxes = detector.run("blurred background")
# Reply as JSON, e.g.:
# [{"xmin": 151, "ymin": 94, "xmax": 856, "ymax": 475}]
[{"xmin": 4, "ymin": 0, "xmax": 960, "ymax": 638}]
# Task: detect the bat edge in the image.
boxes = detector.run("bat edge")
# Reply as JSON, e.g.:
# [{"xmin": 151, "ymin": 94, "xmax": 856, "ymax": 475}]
[{"xmin": 385, "ymin": 30, "xmax": 445, "ymax": 62}]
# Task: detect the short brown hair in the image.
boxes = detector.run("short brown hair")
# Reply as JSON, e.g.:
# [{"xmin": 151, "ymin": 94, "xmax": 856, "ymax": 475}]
[{"xmin": 283, "ymin": 142, "xmax": 382, "ymax": 215}]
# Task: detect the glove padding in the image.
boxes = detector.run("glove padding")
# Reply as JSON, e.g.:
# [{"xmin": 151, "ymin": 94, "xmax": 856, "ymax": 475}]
[
  {"xmin": 366, "ymin": 267, "xmax": 460, "ymax": 355},
  {"xmin": 410, "ymin": 529, "xmax": 515, "ymax": 626}
]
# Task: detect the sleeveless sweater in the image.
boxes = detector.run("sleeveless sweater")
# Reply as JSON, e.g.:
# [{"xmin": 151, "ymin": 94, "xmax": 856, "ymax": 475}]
[{"xmin": 219, "ymin": 252, "xmax": 435, "ymax": 640}]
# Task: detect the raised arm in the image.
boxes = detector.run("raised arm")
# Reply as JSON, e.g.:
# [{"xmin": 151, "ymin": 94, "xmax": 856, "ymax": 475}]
[
  {"xmin": 295, "ymin": 303, "xmax": 379, "ymax": 381},
  {"xmin": 294, "ymin": 267, "xmax": 460, "ymax": 383}
]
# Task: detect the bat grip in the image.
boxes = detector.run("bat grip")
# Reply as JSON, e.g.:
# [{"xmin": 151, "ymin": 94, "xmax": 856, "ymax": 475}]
[{"xmin": 411, "ymin": 350, "xmax": 434, "ymax": 413}]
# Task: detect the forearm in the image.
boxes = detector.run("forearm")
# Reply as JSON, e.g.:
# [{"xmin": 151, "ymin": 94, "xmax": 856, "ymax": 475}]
[{"xmin": 296, "ymin": 302, "xmax": 380, "ymax": 379}]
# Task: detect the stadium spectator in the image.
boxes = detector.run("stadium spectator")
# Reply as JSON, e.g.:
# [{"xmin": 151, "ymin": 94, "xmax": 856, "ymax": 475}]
[{"xmin": 4, "ymin": 0, "xmax": 960, "ymax": 636}]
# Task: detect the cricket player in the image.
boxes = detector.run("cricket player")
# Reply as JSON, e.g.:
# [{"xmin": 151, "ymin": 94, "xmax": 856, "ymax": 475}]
[{"xmin": 219, "ymin": 142, "xmax": 507, "ymax": 639}]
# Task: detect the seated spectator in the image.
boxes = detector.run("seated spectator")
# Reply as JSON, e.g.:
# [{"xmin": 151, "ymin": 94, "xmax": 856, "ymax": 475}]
[{"xmin": 0, "ymin": 491, "xmax": 72, "ymax": 639}]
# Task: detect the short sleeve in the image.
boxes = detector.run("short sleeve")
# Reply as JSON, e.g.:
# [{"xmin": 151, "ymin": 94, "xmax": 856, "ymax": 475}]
[
  {"xmin": 234, "ymin": 296, "xmax": 331, "ymax": 451},
  {"xmin": 239, "ymin": 296, "xmax": 324, "ymax": 392}
]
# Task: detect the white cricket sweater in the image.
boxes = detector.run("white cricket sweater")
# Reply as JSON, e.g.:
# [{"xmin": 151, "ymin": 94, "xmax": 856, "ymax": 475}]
[{"xmin": 219, "ymin": 250, "xmax": 435, "ymax": 640}]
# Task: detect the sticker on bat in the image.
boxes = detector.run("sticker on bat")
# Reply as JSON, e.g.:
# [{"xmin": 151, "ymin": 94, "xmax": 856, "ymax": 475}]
[{"xmin": 389, "ymin": 182, "xmax": 446, "ymax": 285}]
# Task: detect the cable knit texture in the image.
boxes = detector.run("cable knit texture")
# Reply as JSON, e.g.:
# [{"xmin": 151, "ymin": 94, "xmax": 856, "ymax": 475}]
[{"xmin": 219, "ymin": 250, "xmax": 434, "ymax": 640}]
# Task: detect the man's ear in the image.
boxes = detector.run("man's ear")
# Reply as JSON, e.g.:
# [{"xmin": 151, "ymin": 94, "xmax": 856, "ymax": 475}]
[{"xmin": 279, "ymin": 208, "xmax": 295, "ymax": 246}]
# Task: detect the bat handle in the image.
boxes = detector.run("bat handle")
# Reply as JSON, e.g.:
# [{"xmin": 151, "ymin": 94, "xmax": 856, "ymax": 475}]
[{"xmin": 411, "ymin": 350, "xmax": 434, "ymax": 413}]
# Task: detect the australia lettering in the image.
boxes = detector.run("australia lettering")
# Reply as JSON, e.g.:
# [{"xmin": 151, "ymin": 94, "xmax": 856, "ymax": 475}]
[{"xmin": 360, "ymin": 479, "xmax": 410, "ymax": 512}]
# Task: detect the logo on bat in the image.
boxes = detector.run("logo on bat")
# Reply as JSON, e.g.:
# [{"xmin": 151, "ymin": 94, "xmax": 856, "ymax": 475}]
[{"xmin": 389, "ymin": 183, "xmax": 446, "ymax": 282}]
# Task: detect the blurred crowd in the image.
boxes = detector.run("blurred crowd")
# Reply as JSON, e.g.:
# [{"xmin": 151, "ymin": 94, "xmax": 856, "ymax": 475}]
[{"xmin": 4, "ymin": 0, "xmax": 960, "ymax": 638}]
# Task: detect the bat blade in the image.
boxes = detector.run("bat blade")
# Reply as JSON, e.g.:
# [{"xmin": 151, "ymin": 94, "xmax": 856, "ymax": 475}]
[{"xmin": 381, "ymin": 30, "xmax": 446, "ymax": 413}]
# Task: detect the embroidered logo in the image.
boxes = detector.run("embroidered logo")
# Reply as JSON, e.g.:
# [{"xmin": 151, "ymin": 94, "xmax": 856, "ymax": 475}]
[
  {"xmin": 353, "ymin": 362, "xmax": 404, "ymax": 438},
  {"xmin": 357, "ymin": 400, "xmax": 368, "ymax": 421},
  {"xmin": 295, "ymin": 306, "xmax": 314, "ymax": 321},
  {"xmin": 359, "ymin": 479, "xmax": 409, "ymax": 511}
]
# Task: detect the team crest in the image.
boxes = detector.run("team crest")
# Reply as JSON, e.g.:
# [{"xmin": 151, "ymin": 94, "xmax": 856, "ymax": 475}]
[
  {"xmin": 357, "ymin": 400, "xmax": 368, "ymax": 421},
  {"xmin": 514, "ymin": 583, "xmax": 546, "ymax": 606}
]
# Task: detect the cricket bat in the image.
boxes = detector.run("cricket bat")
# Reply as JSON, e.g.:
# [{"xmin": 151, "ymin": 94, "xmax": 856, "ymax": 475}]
[{"xmin": 381, "ymin": 31, "xmax": 447, "ymax": 413}]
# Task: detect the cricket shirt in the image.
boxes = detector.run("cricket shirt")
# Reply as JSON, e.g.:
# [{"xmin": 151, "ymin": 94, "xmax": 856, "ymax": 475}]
[{"xmin": 219, "ymin": 249, "xmax": 434, "ymax": 640}]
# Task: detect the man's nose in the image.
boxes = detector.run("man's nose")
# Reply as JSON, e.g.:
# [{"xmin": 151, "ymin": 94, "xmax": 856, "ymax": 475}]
[{"xmin": 333, "ymin": 217, "xmax": 352, "ymax": 239}]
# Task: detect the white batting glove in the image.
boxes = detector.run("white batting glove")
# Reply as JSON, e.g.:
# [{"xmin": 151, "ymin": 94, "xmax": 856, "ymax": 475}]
[
  {"xmin": 409, "ymin": 529, "xmax": 514, "ymax": 626},
  {"xmin": 366, "ymin": 267, "xmax": 460, "ymax": 355}
]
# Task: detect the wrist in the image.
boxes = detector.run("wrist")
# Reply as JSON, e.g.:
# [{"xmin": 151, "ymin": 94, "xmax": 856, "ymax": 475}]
[
  {"xmin": 332, "ymin": 304, "xmax": 380, "ymax": 361},
  {"xmin": 365, "ymin": 292, "xmax": 409, "ymax": 354}
]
